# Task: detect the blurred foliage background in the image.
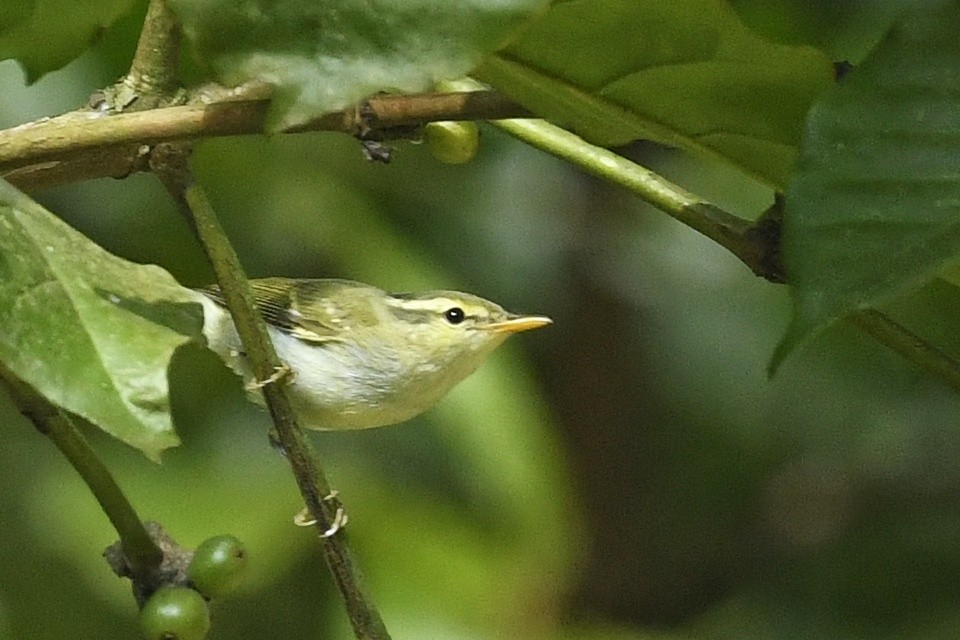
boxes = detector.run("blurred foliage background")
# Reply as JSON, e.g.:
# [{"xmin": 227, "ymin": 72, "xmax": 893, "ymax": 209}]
[{"xmin": 5, "ymin": 1, "xmax": 960, "ymax": 638}]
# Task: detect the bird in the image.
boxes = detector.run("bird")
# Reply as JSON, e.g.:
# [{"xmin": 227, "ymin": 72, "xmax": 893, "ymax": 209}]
[{"xmin": 196, "ymin": 278, "xmax": 552, "ymax": 430}]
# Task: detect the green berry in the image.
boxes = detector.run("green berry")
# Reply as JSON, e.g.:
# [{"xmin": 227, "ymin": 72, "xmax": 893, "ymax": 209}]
[
  {"xmin": 425, "ymin": 121, "xmax": 479, "ymax": 164},
  {"xmin": 139, "ymin": 586, "xmax": 210, "ymax": 640},
  {"xmin": 188, "ymin": 534, "xmax": 249, "ymax": 599}
]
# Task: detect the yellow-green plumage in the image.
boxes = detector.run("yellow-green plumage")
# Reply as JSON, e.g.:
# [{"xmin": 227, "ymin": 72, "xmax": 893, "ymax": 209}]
[{"xmin": 196, "ymin": 278, "xmax": 551, "ymax": 430}]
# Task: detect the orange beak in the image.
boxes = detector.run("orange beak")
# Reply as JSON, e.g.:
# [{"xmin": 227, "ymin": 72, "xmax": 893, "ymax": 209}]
[{"xmin": 483, "ymin": 315, "xmax": 553, "ymax": 334}]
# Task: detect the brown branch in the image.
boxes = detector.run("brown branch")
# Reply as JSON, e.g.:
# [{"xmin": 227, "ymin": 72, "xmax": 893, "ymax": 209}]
[
  {"xmin": 0, "ymin": 92, "xmax": 528, "ymax": 191},
  {"xmin": 150, "ymin": 143, "xmax": 392, "ymax": 640}
]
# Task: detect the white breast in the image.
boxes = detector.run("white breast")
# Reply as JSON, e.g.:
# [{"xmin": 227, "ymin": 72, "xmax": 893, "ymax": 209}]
[{"xmin": 198, "ymin": 296, "xmax": 485, "ymax": 430}]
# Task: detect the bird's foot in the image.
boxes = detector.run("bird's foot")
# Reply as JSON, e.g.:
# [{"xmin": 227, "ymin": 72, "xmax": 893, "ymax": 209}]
[
  {"xmin": 293, "ymin": 491, "xmax": 349, "ymax": 538},
  {"xmin": 245, "ymin": 362, "xmax": 295, "ymax": 391}
]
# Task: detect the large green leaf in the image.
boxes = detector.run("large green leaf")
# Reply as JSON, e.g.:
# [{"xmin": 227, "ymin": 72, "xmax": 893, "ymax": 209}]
[
  {"xmin": 0, "ymin": 179, "xmax": 202, "ymax": 459},
  {"xmin": 474, "ymin": 0, "xmax": 834, "ymax": 188},
  {"xmin": 167, "ymin": 0, "xmax": 548, "ymax": 131},
  {"xmin": 774, "ymin": 0, "xmax": 960, "ymax": 369},
  {"xmin": 0, "ymin": 0, "xmax": 137, "ymax": 82}
]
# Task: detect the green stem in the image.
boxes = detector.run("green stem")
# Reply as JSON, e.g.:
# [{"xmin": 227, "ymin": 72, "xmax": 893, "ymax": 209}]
[
  {"xmin": 150, "ymin": 144, "xmax": 391, "ymax": 640},
  {"xmin": 493, "ymin": 117, "xmax": 761, "ymax": 264},
  {"xmin": 443, "ymin": 78, "xmax": 777, "ymax": 278},
  {"xmin": 850, "ymin": 309, "xmax": 960, "ymax": 393},
  {"xmin": 0, "ymin": 367, "xmax": 162, "ymax": 575},
  {"xmin": 123, "ymin": 0, "xmax": 181, "ymax": 98}
]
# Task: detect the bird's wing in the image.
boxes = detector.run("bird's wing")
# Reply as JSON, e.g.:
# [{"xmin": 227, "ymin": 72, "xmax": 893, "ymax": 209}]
[
  {"xmin": 289, "ymin": 279, "xmax": 382, "ymax": 339},
  {"xmin": 199, "ymin": 278, "xmax": 351, "ymax": 344}
]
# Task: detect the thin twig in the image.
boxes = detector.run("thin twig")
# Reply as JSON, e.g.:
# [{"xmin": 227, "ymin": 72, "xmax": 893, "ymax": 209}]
[
  {"xmin": 493, "ymin": 116, "xmax": 772, "ymax": 272},
  {"xmin": 438, "ymin": 82, "xmax": 783, "ymax": 279},
  {"xmin": 850, "ymin": 309, "xmax": 960, "ymax": 393},
  {"xmin": 150, "ymin": 143, "xmax": 391, "ymax": 640},
  {"xmin": 0, "ymin": 365, "xmax": 163, "ymax": 576}
]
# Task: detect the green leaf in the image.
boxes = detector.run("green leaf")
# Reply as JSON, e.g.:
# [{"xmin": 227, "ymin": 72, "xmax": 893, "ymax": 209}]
[
  {"xmin": 166, "ymin": 0, "xmax": 548, "ymax": 131},
  {"xmin": 774, "ymin": 0, "xmax": 960, "ymax": 370},
  {"xmin": 0, "ymin": 0, "xmax": 137, "ymax": 82},
  {"xmin": 0, "ymin": 180, "xmax": 202, "ymax": 459},
  {"xmin": 474, "ymin": 0, "xmax": 834, "ymax": 188}
]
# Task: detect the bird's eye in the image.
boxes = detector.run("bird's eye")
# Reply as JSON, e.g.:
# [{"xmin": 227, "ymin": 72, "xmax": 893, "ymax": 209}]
[{"xmin": 443, "ymin": 307, "xmax": 465, "ymax": 324}]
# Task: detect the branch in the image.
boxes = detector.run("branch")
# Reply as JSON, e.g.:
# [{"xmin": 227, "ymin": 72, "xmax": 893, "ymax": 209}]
[
  {"xmin": 124, "ymin": 0, "xmax": 181, "ymax": 98},
  {"xmin": 0, "ymin": 92, "xmax": 528, "ymax": 190},
  {"xmin": 489, "ymin": 112, "xmax": 784, "ymax": 281},
  {"xmin": 850, "ymin": 309, "xmax": 960, "ymax": 394},
  {"xmin": 95, "ymin": 0, "xmax": 185, "ymax": 115},
  {"xmin": 149, "ymin": 143, "xmax": 391, "ymax": 640},
  {"xmin": 0, "ymin": 365, "xmax": 163, "ymax": 576}
]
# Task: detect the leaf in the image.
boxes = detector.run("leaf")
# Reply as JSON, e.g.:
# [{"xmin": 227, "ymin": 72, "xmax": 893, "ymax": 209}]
[
  {"xmin": 0, "ymin": 179, "xmax": 202, "ymax": 460},
  {"xmin": 773, "ymin": 0, "xmax": 960, "ymax": 370},
  {"xmin": 0, "ymin": 0, "xmax": 137, "ymax": 82},
  {"xmin": 166, "ymin": 0, "xmax": 548, "ymax": 131},
  {"xmin": 474, "ymin": 0, "xmax": 834, "ymax": 188}
]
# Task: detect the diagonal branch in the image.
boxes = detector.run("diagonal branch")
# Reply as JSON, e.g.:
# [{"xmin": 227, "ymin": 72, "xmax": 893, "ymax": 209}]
[
  {"xmin": 150, "ymin": 142, "xmax": 392, "ymax": 640},
  {"xmin": 0, "ymin": 364, "xmax": 163, "ymax": 577}
]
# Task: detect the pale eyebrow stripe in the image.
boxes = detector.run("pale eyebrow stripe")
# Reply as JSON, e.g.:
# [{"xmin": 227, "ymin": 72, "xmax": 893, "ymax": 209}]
[
  {"xmin": 384, "ymin": 297, "xmax": 467, "ymax": 324},
  {"xmin": 386, "ymin": 296, "xmax": 456, "ymax": 310}
]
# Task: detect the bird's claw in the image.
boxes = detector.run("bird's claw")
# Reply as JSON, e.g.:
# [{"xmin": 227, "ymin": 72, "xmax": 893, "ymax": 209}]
[
  {"xmin": 292, "ymin": 491, "xmax": 348, "ymax": 538},
  {"xmin": 245, "ymin": 363, "xmax": 295, "ymax": 391}
]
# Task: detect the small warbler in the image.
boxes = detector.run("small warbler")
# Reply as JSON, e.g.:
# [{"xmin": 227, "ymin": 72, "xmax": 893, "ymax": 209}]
[{"xmin": 197, "ymin": 278, "xmax": 551, "ymax": 430}]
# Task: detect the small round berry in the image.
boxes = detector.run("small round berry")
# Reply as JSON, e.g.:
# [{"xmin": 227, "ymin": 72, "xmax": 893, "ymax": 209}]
[
  {"xmin": 188, "ymin": 534, "xmax": 249, "ymax": 599},
  {"xmin": 425, "ymin": 121, "xmax": 479, "ymax": 165},
  {"xmin": 139, "ymin": 586, "xmax": 210, "ymax": 640}
]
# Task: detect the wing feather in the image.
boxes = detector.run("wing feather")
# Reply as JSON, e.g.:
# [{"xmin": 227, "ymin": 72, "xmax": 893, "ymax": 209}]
[{"xmin": 198, "ymin": 278, "xmax": 362, "ymax": 344}]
